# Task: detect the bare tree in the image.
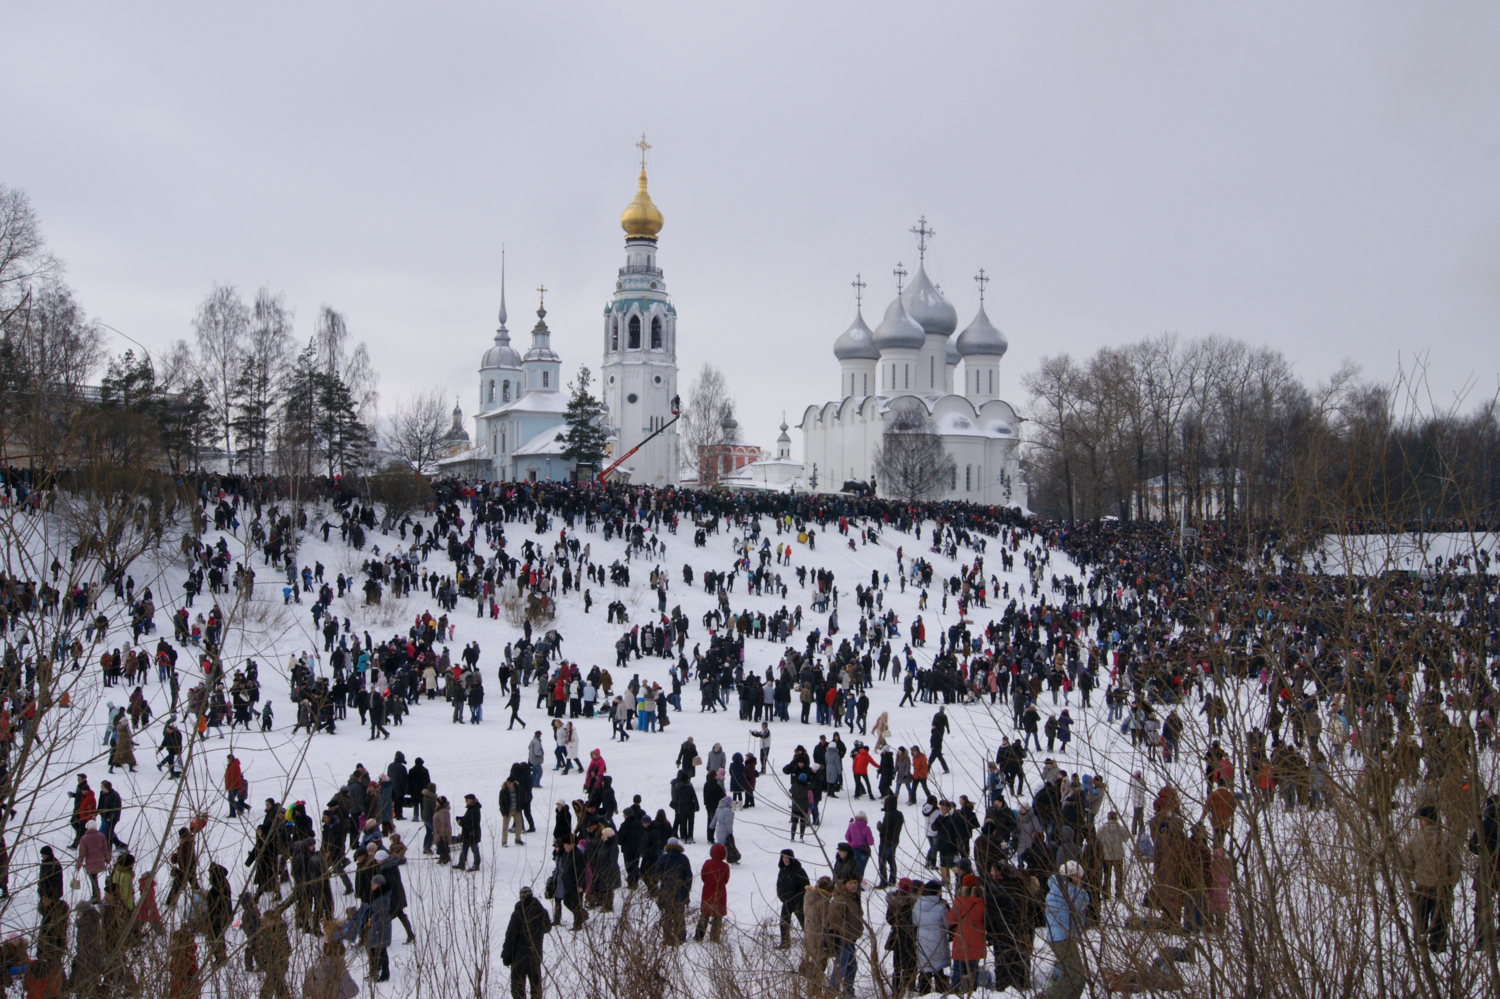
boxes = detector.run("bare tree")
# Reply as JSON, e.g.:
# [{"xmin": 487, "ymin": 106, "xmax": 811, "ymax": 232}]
[
  {"xmin": 0, "ymin": 185, "xmax": 60, "ymax": 328},
  {"xmin": 873, "ymin": 402, "xmax": 954, "ymax": 500},
  {"xmin": 680, "ymin": 362, "xmax": 734, "ymax": 474},
  {"xmin": 234, "ymin": 287, "xmax": 293, "ymax": 474},
  {"xmin": 193, "ymin": 283, "xmax": 250, "ymax": 468},
  {"xmin": 386, "ymin": 387, "xmax": 453, "ymax": 473}
]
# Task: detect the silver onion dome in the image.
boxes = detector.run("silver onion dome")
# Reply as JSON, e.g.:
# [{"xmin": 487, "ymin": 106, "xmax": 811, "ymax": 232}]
[
  {"xmin": 954, "ymin": 303, "xmax": 1008, "ymax": 358},
  {"xmin": 833, "ymin": 309, "xmax": 881, "ymax": 361},
  {"xmin": 871, "ymin": 295, "xmax": 925, "ymax": 352}
]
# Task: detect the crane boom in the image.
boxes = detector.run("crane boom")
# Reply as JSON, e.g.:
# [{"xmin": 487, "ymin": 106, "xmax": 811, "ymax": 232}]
[{"xmin": 595, "ymin": 395, "xmax": 681, "ymax": 484}]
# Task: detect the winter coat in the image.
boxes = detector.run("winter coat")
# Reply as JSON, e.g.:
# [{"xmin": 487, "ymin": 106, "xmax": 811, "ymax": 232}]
[
  {"xmin": 432, "ymin": 805, "xmax": 452, "ymax": 845},
  {"xmin": 500, "ymin": 894, "xmax": 552, "ymax": 966},
  {"xmin": 458, "ymin": 801, "xmax": 482, "ymax": 844},
  {"xmin": 945, "ymin": 889, "xmax": 986, "ymax": 961},
  {"xmin": 913, "ymin": 894, "xmax": 951, "ymax": 972},
  {"xmin": 802, "ymin": 886, "xmax": 833, "ymax": 959},
  {"xmin": 365, "ymin": 889, "xmax": 393, "ymax": 949},
  {"xmin": 588, "ymin": 833, "xmax": 622, "ymax": 893},
  {"xmin": 705, "ymin": 747, "xmax": 727, "ymax": 776},
  {"xmin": 728, "ymin": 754, "xmax": 746, "ymax": 793},
  {"xmin": 110, "ymin": 722, "xmax": 136, "ymax": 767},
  {"xmin": 1404, "ymin": 823, "xmax": 1459, "ymax": 889},
  {"xmin": 844, "ymin": 818, "xmax": 874, "ymax": 852},
  {"xmin": 700, "ymin": 843, "xmax": 730, "ymax": 917},
  {"xmin": 76, "ymin": 829, "xmax": 110, "ymax": 875},
  {"xmin": 826, "ymin": 888, "xmax": 864, "ymax": 945},
  {"xmin": 1096, "ymin": 818, "xmax": 1130, "ymax": 863},
  {"xmin": 1045, "ymin": 877, "xmax": 1088, "ymax": 943},
  {"xmin": 777, "ymin": 857, "xmax": 810, "ymax": 905},
  {"xmin": 651, "ymin": 845, "xmax": 692, "ymax": 907},
  {"xmin": 584, "ymin": 753, "xmax": 607, "ymax": 792},
  {"xmin": 713, "ymin": 797, "xmax": 735, "ymax": 846}
]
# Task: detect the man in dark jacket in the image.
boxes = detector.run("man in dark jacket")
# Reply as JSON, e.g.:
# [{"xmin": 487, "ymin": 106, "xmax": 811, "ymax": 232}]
[
  {"xmin": 457, "ymin": 794, "xmax": 482, "ymax": 871},
  {"xmin": 406, "ymin": 757, "xmax": 431, "ymax": 813},
  {"xmin": 933, "ymin": 801, "xmax": 966, "ymax": 887},
  {"xmin": 619, "ymin": 797, "xmax": 649, "ymax": 888},
  {"xmin": 501, "ymin": 886, "xmax": 551, "ymax": 999},
  {"xmin": 651, "ymin": 838, "xmax": 692, "ymax": 945},
  {"xmin": 387, "ymin": 752, "xmax": 408, "ymax": 821},
  {"xmin": 877, "ymin": 796, "xmax": 904, "ymax": 889},
  {"xmin": 776, "ymin": 848, "xmax": 809, "ymax": 949}
]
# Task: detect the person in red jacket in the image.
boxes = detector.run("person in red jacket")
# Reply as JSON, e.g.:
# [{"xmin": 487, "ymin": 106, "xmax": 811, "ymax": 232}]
[
  {"xmin": 945, "ymin": 874, "xmax": 987, "ymax": 993},
  {"xmin": 584, "ymin": 750, "xmax": 607, "ymax": 793},
  {"xmin": 224, "ymin": 754, "xmax": 248, "ymax": 818},
  {"xmin": 851, "ymin": 745, "xmax": 875, "ymax": 799},
  {"xmin": 694, "ymin": 843, "xmax": 730, "ymax": 943},
  {"xmin": 68, "ymin": 776, "xmax": 96, "ymax": 848}
]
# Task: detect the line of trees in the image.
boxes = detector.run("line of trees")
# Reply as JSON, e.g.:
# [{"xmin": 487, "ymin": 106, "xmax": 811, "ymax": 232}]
[
  {"xmin": 0, "ymin": 184, "xmax": 381, "ymax": 478},
  {"xmin": 1022, "ymin": 332, "xmax": 1499, "ymax": 527}
]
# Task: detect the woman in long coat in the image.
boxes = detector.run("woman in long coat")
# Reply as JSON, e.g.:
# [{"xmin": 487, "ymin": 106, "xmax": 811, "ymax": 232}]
[
  {"xmin": 945, "ymin": 875, "xmax": 987, "ymax": 992},
  {"xmin": 913, "ymin": 881, "xmax": 951, "ymax": 991},
  {"xmin": 110, "ymin": 717, "xmax": 137, "ymax": 772}
]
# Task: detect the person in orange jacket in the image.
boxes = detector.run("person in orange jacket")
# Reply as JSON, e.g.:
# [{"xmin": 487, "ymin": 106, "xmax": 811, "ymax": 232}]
[{"xmin": 224, "ymin": 754, "xmax": 248, "ymax": 818}]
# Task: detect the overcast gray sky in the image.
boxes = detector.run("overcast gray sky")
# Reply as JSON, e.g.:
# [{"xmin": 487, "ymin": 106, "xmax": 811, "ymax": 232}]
[{"xmin": 4, "ymin": 2, "xmax": 1498, "ymax": 449}]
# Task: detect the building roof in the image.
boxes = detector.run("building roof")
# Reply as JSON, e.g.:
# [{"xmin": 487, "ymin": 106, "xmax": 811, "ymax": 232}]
[{"xmin": 512, "ymin": 423, "xmax": 571, "ymax": 458}]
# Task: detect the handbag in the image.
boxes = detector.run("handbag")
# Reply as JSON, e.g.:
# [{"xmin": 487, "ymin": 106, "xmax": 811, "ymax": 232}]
[{"xmin": 544, "ymin": 874, "xmax": 557, "ymax": 900}]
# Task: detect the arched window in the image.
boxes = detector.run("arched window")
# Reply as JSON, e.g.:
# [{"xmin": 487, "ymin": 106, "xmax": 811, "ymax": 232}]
[
  {"xmin": 650, "ymin": 316, "xmax": 662, "ymax": 349},
  {"xmin": 975, "ymin": 370, "xmax": 981, "ymax": 393},
  {"xmin": 965, "ymin": 465, "xmax": 972, "ymax": 491},
  {"xmin": 930, "ymin": 356, "xmax": 935, "ymax": 387},
  {"xmin": 502, "ymin": 380, "xmax": 511, "ymax": 402},
  {"xmin": 862, "ymin": 373, "xmax": 868, "ymax": 395},
  {"xmin": 628, "ymin": 315, "xmax": 641, "ymax": 349},
  {"xmin": 611, "ymin": 318, "xmax": 619, "ymax": 351},
  {"xmin": 542, "ymin": 371, "xmax": 549, "ymax": 388},
  {"xmin": 988, "ymin": 369, "xmax": 993, "ymax": 394},
  {"xmin": 488, "ymin": 380, "xmax": 495, "ymax": 403}
]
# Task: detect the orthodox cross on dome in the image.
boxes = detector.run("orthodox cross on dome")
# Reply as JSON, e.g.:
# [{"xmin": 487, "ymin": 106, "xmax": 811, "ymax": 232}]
[
  {"xmin": 636, "ymin": 134, "xmax": 651, "ymax": 170},
  {"xmin": 974, "ymin": 268, "xmax": 990, "ymax": 304},
  {"xmin": 536, "ymin": 284, "xmax": 547, "ymax": 306},
  {"xmin": 910, "ymin": 216, "xmax": 935, "ymax": 262},
  {"xmin": 851, "ymin": 273, "xmax": 866, "ymax": 309},
  {"xmin": 893, "ymin": 262, "xmax": 908, "ymax": 294}
]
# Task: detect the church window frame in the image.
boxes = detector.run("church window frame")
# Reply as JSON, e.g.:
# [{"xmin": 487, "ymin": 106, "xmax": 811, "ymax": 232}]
[
  {"xmin": 628, "ymin": 315, "xmax": 642, "ymax": 350},
  {"xmin": 542, "ymin": 371, "xmax": 549, "ymax": 388},
  {"xmin": 988, "ymin": 369, "xmax": 993, "ymax": 394},
  {"xmin": 502, "ymin": 380, "xmax": 511, "ymax": 403},
  {"xmin": 611, "ymin": 318, "xmax": 619, "ymax": 351},
  {"xmin": 650, "ymin": 316, "xmax": 663, "ymax": 349},
  {"xmin": 488, "ymin": 380, "xmax": 495, "ymax": 404}
]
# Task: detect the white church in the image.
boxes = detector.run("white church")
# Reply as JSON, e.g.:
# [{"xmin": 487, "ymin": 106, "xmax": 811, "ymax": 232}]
[
  {"xmin": 797, "ymin": 221, "xmax": 1027, "ymax": 509},
  {"xmin": 444, "ymin": 142, "xmax": 680, "ymax": 485}
]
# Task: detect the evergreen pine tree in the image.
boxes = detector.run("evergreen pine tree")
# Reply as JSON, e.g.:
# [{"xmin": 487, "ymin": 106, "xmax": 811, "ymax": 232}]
[{"xmin": 560, "ymin": 365, "xmax": 607, "ymax": 474}]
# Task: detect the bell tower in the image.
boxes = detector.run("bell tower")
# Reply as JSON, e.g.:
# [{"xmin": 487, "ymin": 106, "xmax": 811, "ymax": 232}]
[{"xmin": 601, "ymin": 136, "xmax": 679, "ymax": 485}]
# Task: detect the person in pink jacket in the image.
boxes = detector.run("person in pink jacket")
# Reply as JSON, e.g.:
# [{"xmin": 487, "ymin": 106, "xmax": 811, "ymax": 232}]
[
  {"xmin": 844, "ymin": 812, "xmax": 875, "ymax": 881},
  {"xmin": 74, "ymin": 821, "xmax": 111, "ymax": 901},
  {"xmin": 584, "ymin": 749, "xmax": 607, "ymax": 793}
]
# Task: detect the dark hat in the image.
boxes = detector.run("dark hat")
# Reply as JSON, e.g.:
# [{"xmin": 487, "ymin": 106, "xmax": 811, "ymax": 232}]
[
  {"xmin": 780, "ymin": 848, "xmax": 795, "ymax": 858},
  {"xmin": 519, "ymin": 886, "xmax": 533, "ymax": 897}
]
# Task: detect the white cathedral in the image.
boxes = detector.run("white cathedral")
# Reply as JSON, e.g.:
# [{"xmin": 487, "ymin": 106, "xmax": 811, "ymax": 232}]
[
  {"xmin": 798, "ymin": 222, "xmax": 1027, "ymax": 509},
  {"xmin": 446, "ymin": 144, "xmax": 680, "ymax": 485}
]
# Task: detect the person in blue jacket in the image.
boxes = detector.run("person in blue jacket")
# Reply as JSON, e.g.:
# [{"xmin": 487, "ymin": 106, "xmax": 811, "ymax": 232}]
[{"xmin": 1040, "ymin": 859, "xmax": 1088, "ymax": 999}]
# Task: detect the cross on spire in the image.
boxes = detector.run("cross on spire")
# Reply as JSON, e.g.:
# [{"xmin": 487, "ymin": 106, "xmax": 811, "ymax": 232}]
[
  {"xmin": 974, "ymin": 267, "xmax": 990, "ymax": 304},
  {"xmin": 910, "ymin": 216, "xmax": 935, "ymax": 261},
  {"xmin": 851, "ymin": 273, "xmax": 866, "ymax": 309},
  {"xmin": 893, "ymin": 262, "xmax": 908, "ymax": 293},
  {"xmin": 536, "ymin": 284, "xmax": 547, "ymax": 310},
  {"xmin": 636, "ymin": 134, "xmax": 651, "ymax": 171}
]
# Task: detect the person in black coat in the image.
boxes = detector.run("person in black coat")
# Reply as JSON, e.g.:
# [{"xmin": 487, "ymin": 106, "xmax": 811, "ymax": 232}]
[
  {"xmin": 387, "ymin": 752, "xmax": 408, "ymax": 820},
  {"xmin": 405, "ymin": 757, "xmax": 431, "ymax": 812},
  {"xmin": 650, "ymin": 839, "xmax": 692, "ymax": 945},
  {"xmin": 984, "ymin": 859, "xmax": 1043, "ymax": 991},
  {"xmin": 501, "ymin": 886, "xmax": 551, "ymax": 999},
  {"xmin": 641, "ymin": 811, "xmax": 672, "ymax": 891},
  {"xmin": 670, "ymin": 772, "xmax": 699, "ymax": 843},
  {"xmin": 775, "ymin": 848, "xmax": 809, "ymax": 948},
  {"xmin": 618, "ymin": 798, "xmax": 649, "ymax": 888},
  {"xmin": 586, "ymin": 827, "xmax": 622, "ymax": 911},
  {"xmin": 877, "ymin": 795, "xmax": 905, "ymax": 888},
  {"xmin": 37, "ymin": 846, "xmax": 63, "ymax": 906},
  {"xmin": 456, "ymin": 794, "xmax": 482, "ymax": 871},
  {"xmin": 555, "ymin": 838, "xmax": 587, "ymax": 931}
]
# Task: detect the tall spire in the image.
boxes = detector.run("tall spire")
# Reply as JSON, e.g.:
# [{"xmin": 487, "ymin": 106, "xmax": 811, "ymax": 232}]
[{"xmin": 497, "ymin": 246, "xmax": 508, "ymax": 333}]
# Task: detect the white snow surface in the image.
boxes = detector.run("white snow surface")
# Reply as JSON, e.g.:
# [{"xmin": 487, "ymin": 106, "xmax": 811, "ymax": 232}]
[{"xmin": 20, "ymin": 501, "xmax": 1182, "ymax": 995}]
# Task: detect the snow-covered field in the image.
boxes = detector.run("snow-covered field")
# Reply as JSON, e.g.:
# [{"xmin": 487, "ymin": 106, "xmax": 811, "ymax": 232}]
[{"xmin": 10, "ymin": 497, "xmax": 1256, "ymax": 995}]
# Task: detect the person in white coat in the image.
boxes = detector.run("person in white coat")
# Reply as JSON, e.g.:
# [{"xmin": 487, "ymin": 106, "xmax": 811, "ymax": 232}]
[{"xmin": 913, "ymin": 880, "xmax": 951, "ymax": 993}]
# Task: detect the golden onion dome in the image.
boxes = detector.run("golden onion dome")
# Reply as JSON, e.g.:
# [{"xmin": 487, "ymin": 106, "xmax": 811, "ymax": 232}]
[{"xmin": 620, "ymin": 167, "xmax": 664, "ymax": 240}]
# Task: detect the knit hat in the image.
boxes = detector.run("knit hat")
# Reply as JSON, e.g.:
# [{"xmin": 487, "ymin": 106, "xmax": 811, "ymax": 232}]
[
  {"xmin": 519, "ymin": 886, "xmax": 533, "ymax": 897},
  {"xmin": 961, "ymin": 874, "xmax": 979, "ymax": 887},
  {"xmin": 374, "ymin": 850, "xmax": 388, "ymax": 862},
  {"xmin": 780, "ymin": 849, "xmax": 795, "ymax": 858},
  {"xmin": 897, "ymin": 877, "xmax": 913, "ymax": 892},
  {"xmin": 666, "ymin": 837, "xmax": 682, "ymax": 848},
  {"xmin": 1058, "ymin": 860, "xmax": 1083, "ymax": 878}
]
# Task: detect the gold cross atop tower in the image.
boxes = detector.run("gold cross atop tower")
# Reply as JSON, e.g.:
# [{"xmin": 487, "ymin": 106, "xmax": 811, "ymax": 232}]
[
  {"xmin": 536, "ymin": 284, "xmax": 547, "ymax": 309},
  {"xmin": 636, "ymin": 134, "xmax": 651, "ymax": 171}
]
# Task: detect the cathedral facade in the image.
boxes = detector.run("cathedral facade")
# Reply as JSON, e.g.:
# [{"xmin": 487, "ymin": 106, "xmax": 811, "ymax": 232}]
[
  {"xmin": 457, "ymin": 147, "xmax": 681, "ymax": 485},
  {"xmin": 798, "ymin": 226, "xmax": 1026, "ymax": 509}
]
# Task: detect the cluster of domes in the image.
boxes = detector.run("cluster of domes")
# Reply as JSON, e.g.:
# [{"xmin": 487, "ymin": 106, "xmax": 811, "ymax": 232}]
[{"xmin": 836, "ymin": 260, "xmax": 1008, "ymax": 363}]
